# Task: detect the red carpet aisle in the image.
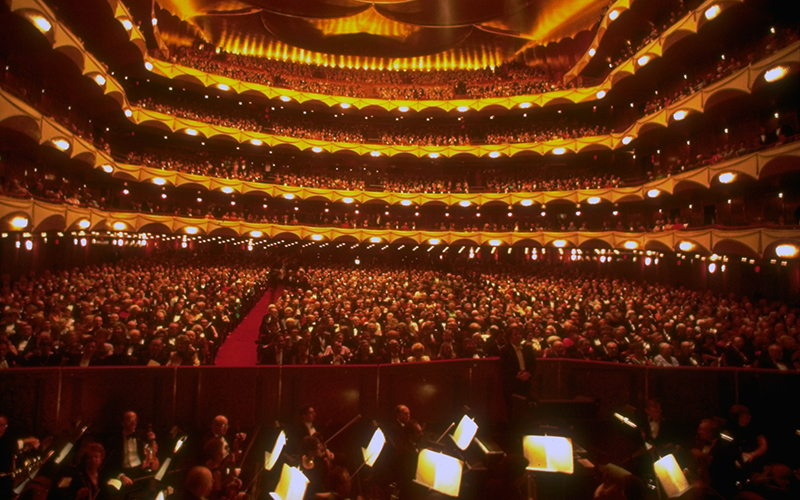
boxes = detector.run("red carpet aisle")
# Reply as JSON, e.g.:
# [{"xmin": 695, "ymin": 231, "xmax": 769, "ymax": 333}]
[{"xmin": 214, "ymin": 286, "xmax": 281, "ymax": 366}]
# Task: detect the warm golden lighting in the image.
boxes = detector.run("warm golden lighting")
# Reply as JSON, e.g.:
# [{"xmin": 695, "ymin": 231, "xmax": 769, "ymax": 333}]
[
  {"xmin": 271, "ymin": 464, "xmax": 309, "ymax": 500},
  {"xmin": 552, "ymin": 147, "xmax": 566, "ymax": 155},
  {"xmin": 265, "ymin": 431, "xmax": 286, "ymax": 471},
  {"xmin": 361, "ymin": 428, "xmax": 386, "ymax": 467},
  {"xmin": 624, "ymin": 241, "xmax": 638, "ymax": 250},
  {"xmin": 451, "ymin": 416, "xmax": 478, "ymax": 451},
  {"xmin": 112, "ymin": 222, "xmax": 127, "ymax": 231},
  {"xmin": 456, "ymin": 106, "xmax": 469, "ymax": 112},
  {"xmin": 608, "ymin": 10, "xmax": 621, "ymax": 21},
  {"xmin": 51, "ymin": 138, "xmax": 70, "ymax": 151},
  {"xmin": 520, "ymin": 199, "xmax": 533, "ymax": 207},
  {"xmin": 221, "ymin": 187, "xmax": 234, "ymax": 194},
  {"xmin": 647, "ymin": 189, "xmax": 661, "ymax": 198},
  {"xmin": 429, "ymin": 152, "xmax": 440, "ymax": 159},
  {"xmin": 622, "ymin": 136, "xmax": 633, "ymax": 145},
  {"xmin": 764, "ymin": 65, "xmax": 789, "ymax": 82},
  {"xmin": 488, "ymin": 152, "xmax": 501, "ymax": 158},
  {"xmin": 342, "ymin": 197, "xmax": 354, "ymax": 204},
  {"xmin": 488, "ymin": 240, "xmax": 502, "ymax": 247},
  {"xmin": 29, "ymin": 14, "xmax": 52, "ymax": 33},
  {"xmin": 93, "ymin": 74, "xmax": 106, "ymax": 86},
  {"xmin": 672, "ymin": 110, "xmax": 688, "ymax": 121},
  {"xmin": 415, "ymin": 449, "xmax": 463, "ymax": 497},
  {"xmin": 152, "ymin": 177, "xmax": 166, "ymax": 186},
  {"xmin": 553, "ymin": 240, "xmax": 567, "ymax": 248},
  {"xmin": 587, "ymin": 197, "xmax": 601, "ymax": 205},
  {"xmin": 637, "ymin": 55, "xmax": 651, "ymax": 67},
  {"xmin": 185, "ymin": 226, "xmax": 198, "ymax": 235},
  {"xmin": 596, "ymin": 90, "xmax": 606, "ymax": 99},
  {"xmin": 250, "ymin": 230, "xmax": 263, "ymax": 238},
  {"xmin": 78, "ymin": 219, "xmax": 91, "ymax": 230},
  {"xmin": 311, "ymin": 234, "xmax": 323, "ymax": 241},
  {"xmin": 429, "ymin": 238, "xmax": 441, "ymax": 245},
  {"xmin": 101, "ymin": 164, "xmax": 114, "ymax": 173},
  {"xmin": 184, "ymin": 129, "xmax": 199, "ymax": 136},
  {"xmin": 250, "ymin": 139, "xmax": 263, "ymax": 146},
  {"xmin": 523, "ymin": 436, "xmax": 574, "ymax": 474},
  {"xmin": 654, "ymin": 455, "xmax": 690, "ymax": 498},
  {"xmin": 678, "ymin": 241, "xmax": 695, "ymax": 252},
  {"xmin": 10, "ymin": 216, "xmax": 29, "ymax": 230},
  {"xmin": 283, "ymin": 193, "xmax": 296, "ymax": 200},
  {"xmin": 369, "ymin": 236, "xmax": 381, "ymax": 244},
  {"xmin": 704, "ymin": 5, "xmax": 721, "ymax": 20},
  {"xmin": 775, "ymin": 244, "xmax": 799, "ymax": 258},
  {"xmin": 718, "ymin": 172, "xmax": 737, "ymax": 184}
]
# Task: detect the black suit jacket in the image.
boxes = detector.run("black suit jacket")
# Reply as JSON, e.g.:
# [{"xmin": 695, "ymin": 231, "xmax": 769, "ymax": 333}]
[
  {"xmin": 103, "ymin": 432, "xmax": 151, "ymax": 479},
  {"xmin": 499, "ymin": 343, "xmax": 537, "ymax": 398}
]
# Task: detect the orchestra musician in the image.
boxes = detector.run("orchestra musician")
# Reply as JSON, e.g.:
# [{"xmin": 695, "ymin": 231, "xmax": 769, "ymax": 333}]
[
  {"xmin": 0, "ymin": 414, "xmax": 41, "ymax": 499},
  {"xmin": 203, "ymin": 416, "xmax": 246, "ymax": 466},
  {"xmin": 64, "ymin": 443, "xmax": 110, "ymax": 500},
  {"xmin": 103, "ymin": 412, "xmax": 158, "ymax": 492}
]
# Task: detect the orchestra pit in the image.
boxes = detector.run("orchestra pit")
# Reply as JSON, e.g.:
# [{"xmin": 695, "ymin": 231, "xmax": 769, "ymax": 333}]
[{"xmin": 1, "ymin": 0, "xmax": 800, "ymax": 499}]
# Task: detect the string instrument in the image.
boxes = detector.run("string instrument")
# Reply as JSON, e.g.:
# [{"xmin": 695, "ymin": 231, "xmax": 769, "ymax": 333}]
[{"xmin": 141, "ymin": 424, "xmax": 159, "ymax": 471}]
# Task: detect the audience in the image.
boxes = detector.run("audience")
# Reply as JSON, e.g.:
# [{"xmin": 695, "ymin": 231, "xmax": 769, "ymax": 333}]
[
  {"xmin": 253, "ymin": 262, "xmax": 800, "ymax": 371},
  {"xmin": 0, "ymin": 254, "xmax": 271, "ymax": 368}
]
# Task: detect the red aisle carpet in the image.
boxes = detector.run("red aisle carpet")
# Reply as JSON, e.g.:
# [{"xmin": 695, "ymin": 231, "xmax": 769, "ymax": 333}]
[{"xmin": 214, "ymin": 287, "xmax": 281, "ymax": 366}]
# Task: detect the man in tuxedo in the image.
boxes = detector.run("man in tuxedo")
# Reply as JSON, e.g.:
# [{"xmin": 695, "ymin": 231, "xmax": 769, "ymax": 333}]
[
  {"xmin": 104, "ymin": 411, "xmax": 158, "ymax": 492},
  {"xmin": 499, "ymin": 326, "xmax": 537, "ymax": 417}
]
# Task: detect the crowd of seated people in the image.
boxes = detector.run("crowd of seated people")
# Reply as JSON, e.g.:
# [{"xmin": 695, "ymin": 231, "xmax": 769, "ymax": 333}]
[
  {"xmin": 3, "ymin": 163, "xmax": 797, "ymax": 231},
  {"xmin": 169, "ymin": 47, "xmax": 569, "ymax": 99},
  {"xmin": 0, "ymin": 254, "xmax": 271, "ymax": 368},
  {"xmin": 122, "ymin": 26, "xmax": 796, "ymax": 151},
  {"xmin": 0, "ymin": 64, "xmax": 112, "ymax": 154},
  {"xmin": 594, "ymin": 0, "xmax": 695, "ymax": 74},
  {"xmin": 131, "ymin": 94, "xmax": 609, "ymax": 146},
  {"xmin": 161, "ymin": 0, "xmax": 720, "ymax": 101},
  {"xmin": 483, "ymin": 170, "xmax": 620, "ymax": 192},
  {"xmin": 124, "ymin": 149, "xmax": 267, "ymax": 182},
  {"xmin": 642, "ymin": 27, "xmax": 799, "ymax": 117},
  {"xmin": 255, "ymin": 262, "xmax": 800, "ymax": 371}
]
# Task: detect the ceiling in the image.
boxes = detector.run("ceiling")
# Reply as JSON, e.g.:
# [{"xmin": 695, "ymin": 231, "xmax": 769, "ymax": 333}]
[{"xmin": 153, "ymin": 0, "xmax": 606, "ymax": 66}]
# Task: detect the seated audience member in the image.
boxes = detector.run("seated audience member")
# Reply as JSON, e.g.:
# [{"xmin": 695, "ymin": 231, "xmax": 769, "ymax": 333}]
[{"xmin": 652, "ymin": 342, "xmax": 679, "ymax": 367}]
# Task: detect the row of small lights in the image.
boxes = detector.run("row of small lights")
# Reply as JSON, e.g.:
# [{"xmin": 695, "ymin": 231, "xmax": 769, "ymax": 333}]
[
  {"xmin": 7, "ymin": 215, "xmax": 797, "ymax": 256},
  {"xmin": 26, "ymin": 6, "xmax": 791, "ymax": 130},
  {"xmin": 6, "ymin": 226, "xmax": 797, "ymax": 260},
  {"xmin": 7, "ymin": 226, "xmax": 795, "ymax": 274}
]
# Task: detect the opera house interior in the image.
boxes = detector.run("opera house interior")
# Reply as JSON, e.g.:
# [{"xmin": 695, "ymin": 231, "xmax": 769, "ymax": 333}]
[{"xmin": 1, "ymin": 0, "xmax": 800, "ymax": 498}]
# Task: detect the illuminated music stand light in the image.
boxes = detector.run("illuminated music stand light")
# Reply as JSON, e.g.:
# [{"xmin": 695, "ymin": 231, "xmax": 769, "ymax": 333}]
[
  {"xmin": 523, "ymin": 436, "xmax": 574, "ymax": 474},
  {"xmin": 414, "ymin": 449, "xmax": 463, "ymax": 497},
  {"xmin": 270, "ymin": 464, "xmax": 309, "ymax": 500},
  {"xmin": 449, "ymin": 415, "xmax": 479, "ymax": 451},
  {"xmin": 361, "ymin": 428, "xmax": 386, "ymax": 467},
  {"xmin": 265, "ymin": 431, "xmax": 287, "ymax": 470},
  {"xmin": 654, "ymin": 454, "xmax": 691, "ymax": 498},
  {"xmin": 154, "ymin": 434, "xmax": 188, "ymax": 481}
]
